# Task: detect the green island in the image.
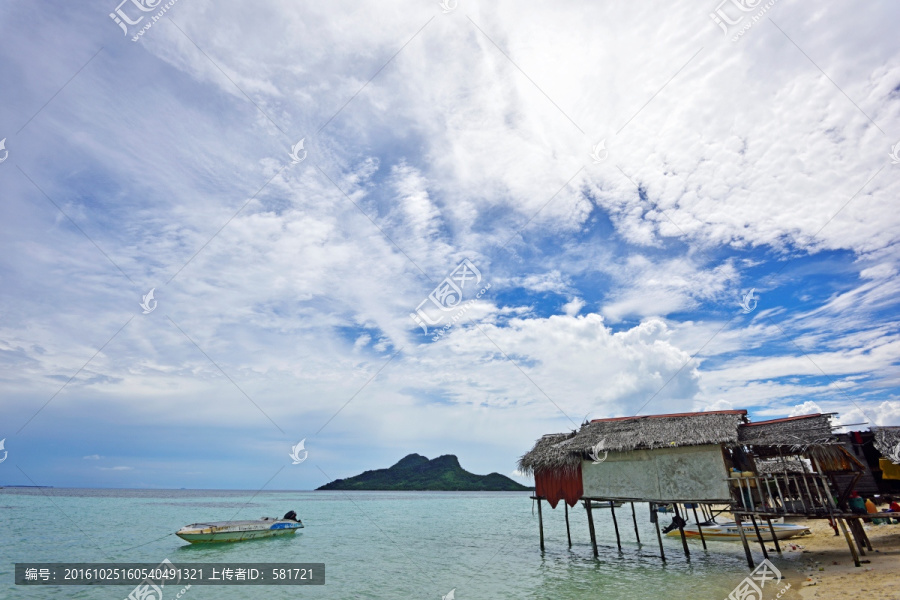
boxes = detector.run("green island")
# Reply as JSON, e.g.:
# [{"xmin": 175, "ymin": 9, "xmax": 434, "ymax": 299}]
[{"xmin": 316, "ymin": 453, "xmax": 532, "ymax": 491}]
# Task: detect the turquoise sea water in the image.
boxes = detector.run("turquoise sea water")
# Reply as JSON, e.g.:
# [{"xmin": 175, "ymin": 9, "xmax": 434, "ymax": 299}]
[{"xmin": 1, "ymin": 488, "xmax": 793, "ymax": 599}]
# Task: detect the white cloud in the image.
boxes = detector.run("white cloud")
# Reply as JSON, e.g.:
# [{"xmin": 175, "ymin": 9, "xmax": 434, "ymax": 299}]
[
  {"xmin": 700, "ymin": 399, "xmax": 733, "ymax": 412},
  {"xmin": 506, "ymin": 271, "xmax": 571, "ymax": 295},
  {"xmin": 788, "ymin": 401, "xmax": 824, "ymax": 417},
  {"xmin": 353, "ymin": 334, "xmax": 372, "ymax": 351},
  {"xmin": 562, "ymin": 297, "xmax": 585, "ymax": 317},
  {"xmin": 2, "ymin": 0, "xmax": 899, "ymax": 488},
  {"xmin": 408, "ymin": 314, "xmax": 702, "ymax": 419},
  {"xmin": 872, "ymin": 401, "xmax": 900, "ymax": 426},
  {"xmin": 600, "ymin": 256, "xmax": 739, "ymax": 323},
  {"xmin": 843, "ymin": 401, "xmax": 900, "ymax": 427}
]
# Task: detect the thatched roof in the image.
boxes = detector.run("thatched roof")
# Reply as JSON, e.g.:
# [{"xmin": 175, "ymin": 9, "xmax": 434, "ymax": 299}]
[
  {"xmin": 519, "ymin": 411, "xmax": 747, "ymax": 475},
  {"xmin": 807, "ymin": 445, "xmax": 865, "ymax": 472},
  {"xmin": 737, "ymin": 414, "xmax": 837, "ymax": 449},
  {"xmin": 755, "ymin": 457, "xmax": 808, "ymax": 474},
  {"xmin": 518, "ymin": 432, "xmax": 579, "ymax": 476},
  {"xmin": 754, "ymin": 447, "xmax": 863, "ymax": 474},
  {"xmin": 872, "ymin": 426, "xmax": 900, "ymax": 463}
]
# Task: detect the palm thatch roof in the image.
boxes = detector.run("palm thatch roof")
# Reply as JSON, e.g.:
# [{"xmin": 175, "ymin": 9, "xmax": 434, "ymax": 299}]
[
  {"xmin": 519, "ymin": 411, "xmax": 747, "ymax": 475},
  {"xmin": 517, "ymin": 432, "xmax": 579, "ymax": 476},
  {"xmin": 737, "ymin": 414, "xmax": 837, "ymax": 449},
  {"xmin": 807, "ymin": 444, "xmax": 865, "ymax": 472},
  {"xmin": 754, "ymin": 448, "xmax": 863, "ymax": 474},
  {"xmin": 872, "ymin": 426, "xmax": 900, "ymax": 462},
  {"xmin": 755, "ymin": 457, "xmax": 809, "ymax": 474}
]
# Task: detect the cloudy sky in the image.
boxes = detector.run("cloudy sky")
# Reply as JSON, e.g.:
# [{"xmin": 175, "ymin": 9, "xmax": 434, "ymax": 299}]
[{"xmin": 1, "ymin": 0, "xmax": 899, "ymax": 490}]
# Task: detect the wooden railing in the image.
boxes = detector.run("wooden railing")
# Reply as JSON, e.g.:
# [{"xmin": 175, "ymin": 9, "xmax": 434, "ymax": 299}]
[{"xmin": 729, "ymin": 471, "xmax": 840, "ymax": 515}]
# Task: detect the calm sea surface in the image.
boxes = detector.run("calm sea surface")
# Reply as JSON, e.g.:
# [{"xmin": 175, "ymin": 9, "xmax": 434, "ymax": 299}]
[{"xmin": 0, "ymin": 488, "xmax": 792, "ymax": 599}]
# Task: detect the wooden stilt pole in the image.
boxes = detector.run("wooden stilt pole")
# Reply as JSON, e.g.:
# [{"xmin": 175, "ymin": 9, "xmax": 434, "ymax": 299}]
[
  {"xmin": 847, "ymin": 518, "xmax": 867, "ymax": 555},
  {"xmin": 734, "ymin": 512, "xmax": 755, "ymax": 569},
  {"xmin": 586, "ymin": 500, "xmax": 598, "ymax": 558},
  {"xmin": 651, "ymin": 503, "xmax": 666, "ymax": 562},
  {"xmin": 610, "ymin": 502, "xmax": 622, "ymax": 552},
  {"xmin": 630, "ymin": 502, "xmax": 641, "ymax": 544},
  {"xmin": 564, "ymin": 502, "xmax": 572, "ymax": 548},
  {"xmin": 837, "ymin": 518, "xmax": 861, "ymax": 567},
  {"xmin": 765, "ymin": 517, "xmax": 781, "ymax": 554},
  {"xmin": 537, "ymin": 496, "xmax": 545, "ymax": 552},
  {"xmin": 749, "ymin": 515, "xmax": 769, "ymax": 560},
  {"xmin": 858, "ymin": 519, "xmax": 873, "ymax": 551},
  {"xmin": 852, "ymin": 519, "xmax": 866, "ymax": 556},
  {"xmin": 673, "ymin": 504, "xmax": 690, "ymax": 558},
  {"xmin": 691, "ymin": 505, "xmax": 707, "ymax": 550}
]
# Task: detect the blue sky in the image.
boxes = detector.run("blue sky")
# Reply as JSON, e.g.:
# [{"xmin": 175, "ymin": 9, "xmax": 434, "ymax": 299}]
[{"xmin": 1, "ymin": 0, "xmax": 899, "ymax": 490}]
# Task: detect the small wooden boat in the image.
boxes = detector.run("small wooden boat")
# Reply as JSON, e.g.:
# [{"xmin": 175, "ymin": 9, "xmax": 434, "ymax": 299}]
[
  {"xmin": 583, "ymin": 500, "xmax": 624, "ymax": 509},
  {"xmin": 176, "ymin": 511, "xmax": 303, "ymax": 543},
  {"xmin": 665, "ymin": 521, "xmax": 810, "ymax": 541}
]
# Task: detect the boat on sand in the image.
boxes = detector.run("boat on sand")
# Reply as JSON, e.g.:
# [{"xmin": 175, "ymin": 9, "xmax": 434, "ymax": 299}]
[
  {"xmin": 176, "ymin": 511, "xmax": 304, "ymax": 543},
  {"xmin": 665, "ymin": 521, "xmax": 810, "ymax": 541}
]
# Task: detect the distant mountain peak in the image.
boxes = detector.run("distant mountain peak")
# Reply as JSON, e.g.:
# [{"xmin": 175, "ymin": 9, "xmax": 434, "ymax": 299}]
[
  {"xmin": 429, "ymin": 454, "xmax": 461, "ymax": 468},
  {"xmin": 317, "ymin": 454, "xmax": 531, "ymax": 492},
  {"xmin": 391, "ymin": 453, "xmax": 430, "ymax": 469}
]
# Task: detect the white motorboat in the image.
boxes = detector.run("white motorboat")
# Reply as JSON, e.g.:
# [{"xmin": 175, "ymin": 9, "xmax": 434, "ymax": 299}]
[
  {"xmin": 584, "ymin": 500, "xmax": 624, "ymax": 509},
  {"xmin": 665, "ymin": 521, "xmax": 810, "ymax": 541},
  {"xmin": 176, "ymin": 511, "xmax": 303, "ymax": 544}
]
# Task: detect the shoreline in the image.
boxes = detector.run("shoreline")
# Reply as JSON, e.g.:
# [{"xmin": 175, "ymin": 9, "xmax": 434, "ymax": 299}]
[
  {"xmin": 784, "ymin": 516, "xmax": 900, "ymax": 600},
  {"xmin": 716, "ymin": 510, "xmax": 900, "ymax": 600},
  {"xmin": 675, "ymin": 507, "xmax": 899, "ymax": 599}
]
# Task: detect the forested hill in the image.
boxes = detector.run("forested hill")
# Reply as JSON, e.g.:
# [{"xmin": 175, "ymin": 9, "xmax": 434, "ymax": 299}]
[{"xmin": 316, "ymin": 454, "xmax": 531, "ymax": 491}]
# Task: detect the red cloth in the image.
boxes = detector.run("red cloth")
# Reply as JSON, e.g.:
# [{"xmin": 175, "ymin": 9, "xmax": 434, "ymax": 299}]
[{"xmin": 535, "ymin": 469, "xmax": 583, "ymax": 508}]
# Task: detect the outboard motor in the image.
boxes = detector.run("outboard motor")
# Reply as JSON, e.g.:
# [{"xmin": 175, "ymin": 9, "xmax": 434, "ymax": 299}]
[
  {"xmin": 661, "ymin": 515, "xmax": 686, "ymax": 534},
  {"xmin": 283, "ymin": 510, "xmax": 298, "ymax": 522}
]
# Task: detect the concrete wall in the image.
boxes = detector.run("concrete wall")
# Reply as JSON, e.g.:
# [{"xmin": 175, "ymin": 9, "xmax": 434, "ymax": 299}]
[{"xmin": 581, "ymin": 444, "xmax": 732, "ymax": 502}]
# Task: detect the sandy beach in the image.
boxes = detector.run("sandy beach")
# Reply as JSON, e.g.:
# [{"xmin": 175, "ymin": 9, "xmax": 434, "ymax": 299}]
[
  {"xmin": 788, "ymin": 516, "xmax": 900, "ymax": 600},
  {"xmin": 741, "ymin": 509, "xmax": 900, "ymax": 600}
]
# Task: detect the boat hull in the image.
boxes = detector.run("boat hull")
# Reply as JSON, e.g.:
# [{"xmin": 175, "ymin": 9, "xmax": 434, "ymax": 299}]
[
  {"xmin": 665, "ymin": 523, "xmax": 809, "ymax": 541},
  {"xmin": 176, "ymin": 528, "xmax": 299, "ymax": 543},
  {"xmin": 584, "ymin": 501, "xmax": 624, "ymax": 509},
  {"xmin": 176, "ymin": 519, "xmax": 303, "ymax": 544}
]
